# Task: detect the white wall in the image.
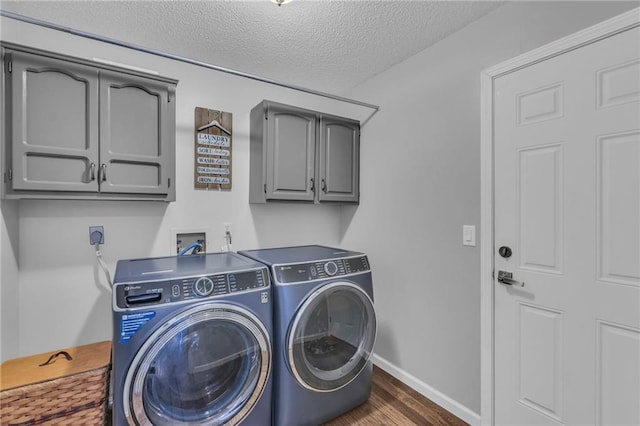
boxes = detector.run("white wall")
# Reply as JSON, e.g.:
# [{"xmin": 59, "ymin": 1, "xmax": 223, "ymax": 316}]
[
  {"xmin": 340, "ymin": 1, "xmax": 635, "ymax": 420},
  {"xmin": 0, "ymin": 16, "xmax": 370, "ymax": 360},
  {"xmin": 0, "ymin": 200, "xmax": 19, "ymax": 361}
]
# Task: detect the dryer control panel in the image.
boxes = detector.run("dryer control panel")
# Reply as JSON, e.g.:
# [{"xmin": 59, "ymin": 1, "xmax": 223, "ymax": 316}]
[
  {"xmin": 275, "ymin": 255, "xmax": 370, "ymax": 283},
  {"xmin": 114, "ymin": 268, "xmax": 268, "ymax": 309}
]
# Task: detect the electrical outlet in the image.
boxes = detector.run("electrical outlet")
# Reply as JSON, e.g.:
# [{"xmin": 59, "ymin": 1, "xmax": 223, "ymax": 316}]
[
  {"xmin": 89, "ymin": 226, "xmax": 104, "ymax": 245},
  {"xmin": 176, "ymin": 232, "xmax": 206, "ymax": 255}
]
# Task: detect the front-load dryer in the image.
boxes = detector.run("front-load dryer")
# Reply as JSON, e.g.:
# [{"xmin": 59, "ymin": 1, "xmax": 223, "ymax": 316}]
[
  {"xmin": 112, "ymin": 252, "xmax": 273, "ymax": 426},
  {"xmin": 238, "ymin": 245, "xmax": 376, "ymax": 426}
]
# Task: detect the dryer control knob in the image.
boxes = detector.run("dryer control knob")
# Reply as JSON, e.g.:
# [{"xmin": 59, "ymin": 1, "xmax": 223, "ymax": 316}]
[
  {"xmin": 193, "ymin": 277, "xmax": 214, "ymax": 297},
  {"xmin": 324, "ymin": 261, "xmax": 338, "ymax": 276}
]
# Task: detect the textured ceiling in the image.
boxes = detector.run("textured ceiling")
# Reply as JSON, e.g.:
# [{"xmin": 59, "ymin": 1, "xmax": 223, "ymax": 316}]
[{"xmin": 0, "ymin": 0, "xmax": 503, "ymax": 93}]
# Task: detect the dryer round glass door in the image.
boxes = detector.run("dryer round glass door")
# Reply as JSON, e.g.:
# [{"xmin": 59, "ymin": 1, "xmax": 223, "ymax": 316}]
[
  {"xmin": 123, "ymin": 303, "xmax": 271, "ymax": 426},
  {"xmin": 288, "ymin": 282, "xmax": 376, "ymax": 392}
]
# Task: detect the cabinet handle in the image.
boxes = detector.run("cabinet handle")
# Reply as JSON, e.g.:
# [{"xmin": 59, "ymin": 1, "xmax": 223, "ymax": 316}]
[
  {"xmin": 100, "ymin": 164, "xmax": 107, "ymax": 182},
  {"xmin": 89, "ymin": 163, "xmax": 96, "ymax": 181},
  {"xmin": 310, "ymin": 178, "xmax": 315, "ymax": 192},
  {"xmin": 321, "ymin": 179, "xmax": 327, "ymax": 193}
]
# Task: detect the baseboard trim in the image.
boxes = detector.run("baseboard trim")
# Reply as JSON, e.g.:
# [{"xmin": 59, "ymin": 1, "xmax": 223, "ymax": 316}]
[{"xmin": 372, "ymin": 354, "xmax": 481, "ymax": 426}]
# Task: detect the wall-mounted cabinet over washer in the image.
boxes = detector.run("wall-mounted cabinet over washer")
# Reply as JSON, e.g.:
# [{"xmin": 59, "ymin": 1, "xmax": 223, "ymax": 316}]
[
  {"xmin": 249, "ymin": 100, "xmax": 360, "ymax": 204},
  {"xmin": 1, "ymin": 43, "xmax": 178, "ymax": 201}
]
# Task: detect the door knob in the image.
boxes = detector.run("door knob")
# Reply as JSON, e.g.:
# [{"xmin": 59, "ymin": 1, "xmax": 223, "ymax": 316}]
[
  {"xmin": 497, "ymin": 270, "xmax": 524, "ymax": 287},
  {"xmin": 498, "ymin": 246, "xmax": 512, "ymax": 258}
]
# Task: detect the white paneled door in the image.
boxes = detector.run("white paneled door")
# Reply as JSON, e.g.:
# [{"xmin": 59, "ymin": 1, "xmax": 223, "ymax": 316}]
[{"xmin": 493, "ymin": 25, "xmax": 640, "ymax": 425}]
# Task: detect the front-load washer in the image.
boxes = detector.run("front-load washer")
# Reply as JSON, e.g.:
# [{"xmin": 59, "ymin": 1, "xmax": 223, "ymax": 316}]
[
  {"xmin": 238, "ymin": 245, "xmax": 377, "ymax": 426},
  {"xmin": 111, "ymin": 252, "xmax": 273, "ymax": 426}
]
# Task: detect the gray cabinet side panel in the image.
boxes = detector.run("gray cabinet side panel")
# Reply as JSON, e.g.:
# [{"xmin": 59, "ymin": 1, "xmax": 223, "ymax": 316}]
[{"xmin": 249, "ymin": 102, "xmax": 267, "ymax": 203}]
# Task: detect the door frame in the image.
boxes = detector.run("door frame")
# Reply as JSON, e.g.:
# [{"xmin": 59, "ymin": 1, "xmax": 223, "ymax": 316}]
[{"xmin": 479, "ymin": 8, "xmax": 640, "ymax": 425}]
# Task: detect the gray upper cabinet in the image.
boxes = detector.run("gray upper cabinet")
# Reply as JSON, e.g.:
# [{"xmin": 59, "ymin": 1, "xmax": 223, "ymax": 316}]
[
  {"xmin": 2, "ymin": 43, "xmax": 178, "ymax": 201},
  {"xmin": 250, "ymin": 100, "xmax": 360, "ymax": 204}
]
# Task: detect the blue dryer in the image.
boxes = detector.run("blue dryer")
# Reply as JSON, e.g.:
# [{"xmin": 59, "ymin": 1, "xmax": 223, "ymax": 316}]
[
  {"xmin": 239, "ymin": 245, "xmax": 377, "ymax": 426},
  {"xmin": 111, "ymin": 252, "xmax": 273, "ymax": 425}
]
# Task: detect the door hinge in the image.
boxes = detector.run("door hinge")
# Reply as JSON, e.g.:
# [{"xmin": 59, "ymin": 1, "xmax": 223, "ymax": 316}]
[
  {"xmin": 7, "ymin": 59, "xmax": 12, "ymax": 74},
  {"xmin": 264, "ymin": 183, "xmax": 267, "ymax": 194},
  {"xmin": 168, "ymin": 177, "xmax": 171, "ymax": 188},
  {"xmin": 8, "ymin": 169, "xmax": 13, "ymax": 181}
]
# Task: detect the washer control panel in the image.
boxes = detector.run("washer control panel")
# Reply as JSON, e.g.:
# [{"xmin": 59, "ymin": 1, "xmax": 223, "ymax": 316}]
[
  {"xmin": 115, "ymin": 267, "xmax": 268, "ymax": 309},
  {"xmin": 276, "ymin": 255, "xmax": 370, "ymax": 283}
]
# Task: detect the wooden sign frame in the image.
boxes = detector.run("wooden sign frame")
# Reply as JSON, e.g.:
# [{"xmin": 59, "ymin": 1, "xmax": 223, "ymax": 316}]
[{"xmin": 194, "ymin": 107, "xmax": 232, "ymax": 190}]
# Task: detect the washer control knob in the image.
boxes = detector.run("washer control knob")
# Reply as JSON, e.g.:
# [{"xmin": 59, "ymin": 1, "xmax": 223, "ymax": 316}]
[
  {"xmin": 193, "ymin": 277, "xmax": 214, "ymax": 297},
  {"xmin": 324, "ymin": 261, "xmax": 338, "ymax": 276}
]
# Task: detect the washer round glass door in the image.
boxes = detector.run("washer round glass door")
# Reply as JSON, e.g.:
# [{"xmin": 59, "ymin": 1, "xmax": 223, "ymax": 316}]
[
  {"xmin": 123, "ymin": 303, "xmax": 271, "ymax": 426},
  {"xmin": 288, "ymin": 282, "xmax": 376, "ymax": 391}
]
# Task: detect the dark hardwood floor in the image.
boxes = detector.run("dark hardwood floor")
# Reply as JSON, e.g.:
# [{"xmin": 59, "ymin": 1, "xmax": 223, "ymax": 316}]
[
  {"xmin": 104, "ymin": 365, "xmax": 468, "ymax": 425},
  {"xmin": 323, "ymin": 366, "xmax": 469, "ymax": 426}
]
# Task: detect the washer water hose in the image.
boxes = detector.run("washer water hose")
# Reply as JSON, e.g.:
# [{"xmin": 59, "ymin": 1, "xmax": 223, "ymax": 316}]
[{"xmin": 179, "ymin": 242, "xmax": 204, "ymax": 256}]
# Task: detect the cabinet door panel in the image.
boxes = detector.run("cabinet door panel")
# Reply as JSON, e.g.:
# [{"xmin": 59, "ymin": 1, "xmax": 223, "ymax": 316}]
[
  {"xmin": 9, "ymin": 51, "xmax": 99, "ymax": 192},
  {"xmin": 319, "ymin": 117, "xmax": 359, "ymax": 202},
  {"xmin": 267, "ymin": 107, "xmax": 316, "ymax": 201},
  {"xmin": 99, "ymin": 71, "xmax": 173, "ymax": 195}
]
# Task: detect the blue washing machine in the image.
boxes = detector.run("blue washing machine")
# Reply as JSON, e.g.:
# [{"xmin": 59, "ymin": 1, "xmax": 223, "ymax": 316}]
[
  {"xmin": 112, "ymin": 252, "xmax": 273, "ymax": 426},
  {"xmin": 238, "ymin": 245, "xmax": 377, "ymax": 426}
]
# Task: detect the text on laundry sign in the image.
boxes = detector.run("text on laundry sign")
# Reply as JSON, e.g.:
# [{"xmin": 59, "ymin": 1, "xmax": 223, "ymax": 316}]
[
  {"xmin": 197, "ymin": 167, "xmax": 230, "ymax": 175},
  {"xmin": 197, "ymin": 157, "xmax": 230, "ymax": 165},
  {"xmin": 197, "ymin": 147, "xmax": 229, "ymax": 156},
  {"xmin": 197, "ymin": 133, "xmax": 231, "ymax": 147},
  {"xmin": 198, "ymin": 176, "xmax": 230, "ymax": 184}
]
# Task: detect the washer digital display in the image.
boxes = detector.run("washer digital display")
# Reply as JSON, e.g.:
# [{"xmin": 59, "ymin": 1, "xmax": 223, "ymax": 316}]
[
  {"xmin": 229, "ymin": 270, "xmax": 265, "ymax": 291},
  {"xmin": 278, "ymin": 265, "xmax": 310, "ymax": 283}
]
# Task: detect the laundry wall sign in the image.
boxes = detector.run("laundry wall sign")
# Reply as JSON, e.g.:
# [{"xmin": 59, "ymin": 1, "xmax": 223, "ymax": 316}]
[{"xmin": 194, "ymin": 107, "xmax": 232, "ymax": 190}]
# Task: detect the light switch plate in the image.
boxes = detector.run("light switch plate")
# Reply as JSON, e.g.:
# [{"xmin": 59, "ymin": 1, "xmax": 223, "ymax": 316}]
[{"xmin": 463, "ymin": 225, "xmax": 476, "ymax": 247}]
